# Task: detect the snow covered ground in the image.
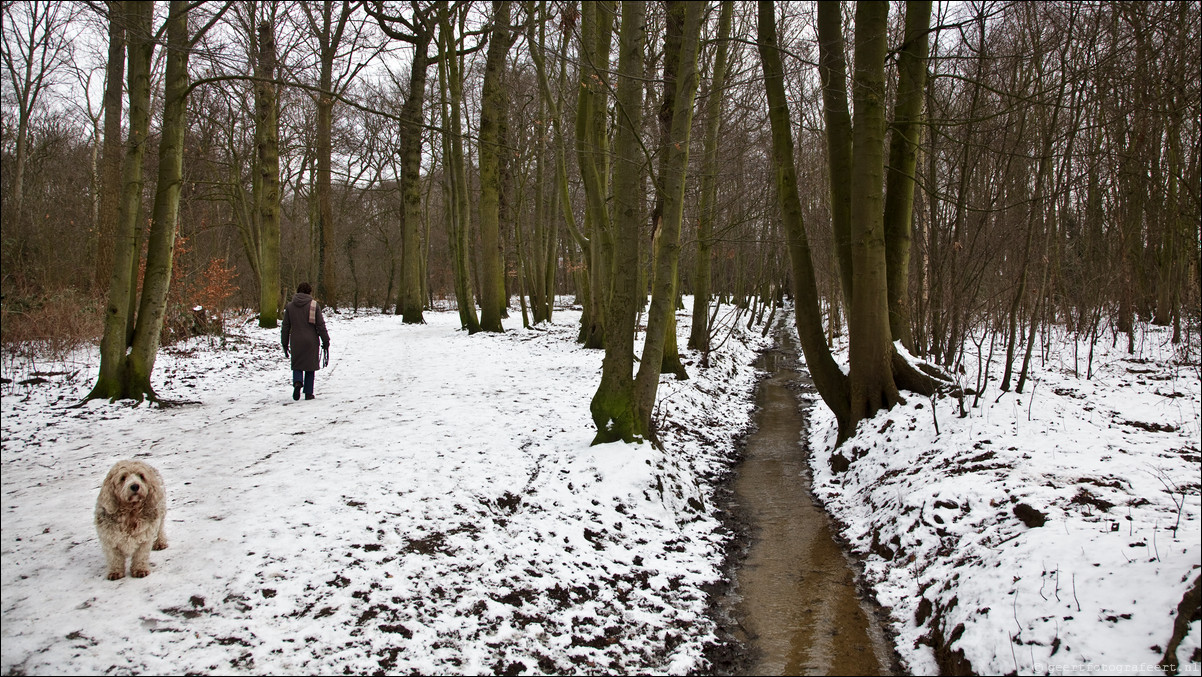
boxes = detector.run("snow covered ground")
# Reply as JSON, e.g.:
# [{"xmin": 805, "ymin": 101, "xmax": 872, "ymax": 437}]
[
  {"xmin": 2, "ymin": 300, "xmax": 1199, "ymax": 676},
  {"xmin": 1, "ymin": 302, "xmax": 768, "ymax": 675},
  {"xmin": 807, "ymin": 324, "xmax": 1202, "ymax": 676}
]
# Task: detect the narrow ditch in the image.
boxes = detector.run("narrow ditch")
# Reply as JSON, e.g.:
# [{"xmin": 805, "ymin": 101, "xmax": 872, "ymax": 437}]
[{"xmin": 709, "ymin": 324, "xmax": 899, "ymax": 675}]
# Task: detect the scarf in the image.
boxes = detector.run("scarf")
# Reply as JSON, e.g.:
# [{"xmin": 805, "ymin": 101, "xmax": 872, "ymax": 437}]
[{"xmin": 308, "ymin": 299, "xmax": 317, "ymax": 324}]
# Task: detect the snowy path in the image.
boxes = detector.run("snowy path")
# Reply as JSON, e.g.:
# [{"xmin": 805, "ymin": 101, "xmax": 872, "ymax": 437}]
[
  {"xmin": 2, "ymin": 309, "xmax": 767, "ymax": 675},
  {"xmin": 3, "ymin": 307, "xmax": 1199, "ymax": 675}
]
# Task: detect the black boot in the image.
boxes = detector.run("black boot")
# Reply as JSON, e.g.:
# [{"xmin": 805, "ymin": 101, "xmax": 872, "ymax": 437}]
[{"xmin": 293, "ymin": 382, "xmax": 302, "ymax": 401}]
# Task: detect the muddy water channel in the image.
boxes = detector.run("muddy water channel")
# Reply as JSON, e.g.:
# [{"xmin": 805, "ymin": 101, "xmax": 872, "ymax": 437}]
[{"xmin": 725, "ymin": 328, "xmax": 895, "ymax": 675}]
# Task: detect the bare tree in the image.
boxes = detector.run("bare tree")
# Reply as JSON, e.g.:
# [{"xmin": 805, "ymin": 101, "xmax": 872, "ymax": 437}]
[
  {"xmin": 433, "ymin": 1, "xmax": 485, "ymax": 332},
  {"xmin": 589, "ymin": 0, "xmax": 642, "ymax": 444},
  {"xmin": 99, "ymin": 3, "xmax": 125, "ymax": 294},
  {"xmin": 761, "ymin": 0, "xmax": 943, "ymax": 442},
  {"xmin": 254, "ymin": 5, "xmax": 282, "ymax": 327},
  {"xmin": 688, "ymin": 0, "xmax": 733, "ymax": 357},
  {"xmin": 1, "ymin": 0, "xmax": 81, "ymax": 236},
  {"xmin": 574, "ymin": 0, "xmax": 615, "ymax": 349},
  {"xmin": 477, "ymin": 0, "xmax": 514, "ymax": 333},
  {"xmin": 87, "ymin": 0, "xmax": 232, "ymax": 403},
  {"xmin": 368, "ymin": 0, "xmax": 448, "ymax": 324},
  {"xmin": 633, "ymin": 0, "xmax": 703, "ymax": 436}
]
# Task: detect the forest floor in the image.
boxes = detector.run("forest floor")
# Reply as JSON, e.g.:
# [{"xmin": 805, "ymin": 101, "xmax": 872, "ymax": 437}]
[
  {"xmin": 1, "ymin": 301, "xmax": 1199, "ymax": 675},
  {"xmin": 1, "ymin": 302, "xmax": 769, "ymax": 675},
  {"xmin": 805, "ymin": 323, "xmax": 1202, "ymax": 676}
]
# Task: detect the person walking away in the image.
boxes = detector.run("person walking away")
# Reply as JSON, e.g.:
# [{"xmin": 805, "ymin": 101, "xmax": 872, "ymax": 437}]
[{"xmin": 281, "ymin": 282, "xmax": 330, "ymax": 400}]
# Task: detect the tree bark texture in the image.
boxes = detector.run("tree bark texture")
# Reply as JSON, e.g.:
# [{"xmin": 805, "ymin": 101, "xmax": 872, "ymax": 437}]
[
  {"xmin": 575, "ymin": 0, "xmax": 614, "ymax": 349},
  {"xmin": 89, "ymin": 0, "xmax": 192, "ymax": 402},
  {"xmin": 688, "ymin": 0, "xmax": 732, "ymax": 354},
  {"xmin": 89, "ymin": 0, "xmax": 154, "ymax": 401},
  {"xmin": 590, "ymin": 0, "xmax": 643, "ymax": 445},
  {"xmin": 478, "ymin": 0, "xmax": 512, "ymax": 333},
  {"xmin": 883, "ymin": 0, "xmax": 932, "ymax": 351},
  {"xmin": 847, "ymin": 0, "xmax": 902, "ymax": 425},
  {"xmin": 816, "ymin": 1, "xmax": 854, "ymax": 309},
  {"xmin": 94, "ymin": 0, "xmax": 125, "ymax": 291},
  {"xmin": 127, "ymin": 0, "xmax": 192, "ymax": 393},
  {"xmin": 437, "ymin": 11, "xmax": 480, "ymax": 333},
  {"xmin": 256, "ymin": 15, "xmax": 282, "ymax": 328},
  {"xmin": 314, "ymin": 2, "xmax": 338, "ymax": 305},
  {"xmin": 526, "ymin": 0, "xmax": 576, "ymax": 326},
  {"xmin": 757, "ymin": 0, "xmax": 851, "ymax": 434},
  {"xmin": 634, "ymin": 0, "xmax": 703, "ymax": 435}
]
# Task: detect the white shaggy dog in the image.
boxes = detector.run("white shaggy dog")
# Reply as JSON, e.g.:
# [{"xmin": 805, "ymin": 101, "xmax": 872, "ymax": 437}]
[{"xmin": 94, "ymin": 459, "xmax": 168, "ymax": 580}]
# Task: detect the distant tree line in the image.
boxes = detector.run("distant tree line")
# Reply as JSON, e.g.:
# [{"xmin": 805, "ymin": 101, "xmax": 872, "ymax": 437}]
[{"xmin": 1, "ymin": 1, "xmax": 1198, "ymax": 441}]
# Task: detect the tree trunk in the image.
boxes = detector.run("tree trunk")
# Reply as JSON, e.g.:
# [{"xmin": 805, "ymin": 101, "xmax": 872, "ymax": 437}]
[
  {"xmin": 255, "ymin": 14, "xmax": 281, "ymax": 328},
  {"xmin": 590, "ymin": 0, "xmax": 642, "ymax": 445},
  {"xmin": 846, "ymin": 0, "xmax": 901, "ymax": 424},
  {"xmin": 757, "ymin": 0, "xmax": 851, "ymax": 434},
  {"xmin": 643, "ymin": 0, "xmax": 698, "ymax": 382},
  {"xmin": 883, "ymin": 0, "xmax": 932, "ymax": 352},
  {"xmin": 816, "ymin": 1, "xmax": 854, "ymax": 309},
  {"xmin": 634, "ymin": 0, "xmax": 703, "ymax": 434},
  {"xmin": 766, "ymin": 1, "xmax": 942, "ymax": 443},
  {"xmin": 527, "ymin": 0, "xmax": 578, "ymax": 329},
  {"xmin": 478, "ymin": 0, "xmax": 512, "ymax": 333},
  {"xmin": 688, "ymin": 0, "xmax": 732, "ymax": 353},
  {"xmin": 314, "ymin": 3, "xmax": 337, "ymax": 305},
  {"xmin": 94, "ymin": 0, "xmax": 125, "ymax": 291},
  {"xmin": 575, "ymin": 0, "xmax": 614, "ymax": 350},
  {"xmin": 398, "ymin": 30, "xmax": 433, "ymax": 323},
  {"xmin": 437, "ymin": 11, "xmax": 480, "ymax": 332},
  {"xmin": 88, "ymin": 0, "xmax": 154, "ymax": 401},
  {"xmin": 529, "ymin": 7, "xmax": 550, "ymax": 327},
  {"xmin": 88, "ymin": 0, "xmax": 193, "ymax": 403},
  {"xmin": 126, "ymin": 0, "xmax": 192, "ymax": 394}
]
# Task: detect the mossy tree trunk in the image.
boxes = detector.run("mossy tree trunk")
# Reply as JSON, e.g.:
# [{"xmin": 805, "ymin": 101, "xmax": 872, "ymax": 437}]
[
  {"xmin": 763, "ymin": 0, "xmax": 942, "ymax": 443},
  {"xmin": 883, "ymin": 0, "xmax": 932, "ymax": 351},
  {"xmin": 90, "ymin": 0, "xmax": 153, "ymax": 402},
  {"xmin": 368, "ymin": 1, "xmax": 438, "ymax": 324},
  {"xmin": 816, "ymin": 1, "xmax": 854, "ymax": 311},
  {"xmin": 127, "ymin": 0, "xmax": 199, "ymax": 398},
  {"xmin": 527, "ymin": 2, "xmax": 550, "ymax": 326},
  {"xmin": 477, "ymin": 0, "xmax": 512, "ymax": 333},
  {"xmin": 688, "ymin": 0, "xmax": 732, "ymax": 354},
  {"xmin": 589, "ymin": 0, "xmax": 643, "ymax": 445},
  {"xmin": 527, "ymin": 0, "xmax": 581, "ymax": 329},
  {"xmin": 644, "ymin": 0, "xmax": 699, "ymax": 382},
  {"xmin": 574, "ymin": 0, "xmax": 614, "ymax": 349},
  {"xmin": 93, "ymin": 0, "xmax": 124, "ymax": 292},
  {"xmin": 634, "ymin": 0, "xmax": 703, "ymax": 435},
  {"xmin": 255, "ymin": 11, "xmax": 282, "ymax": 329},
  {"xmin": 757, "ymin": 0, "xmax": 852, "ymax": 435},
  {"xmin": 88, "ymin": 0, "xmax": 209, "ymax": 403},
  {"xmin": 304, "ymin": 0, "xmax": 350, "ymax": 307},
  {"xmin": 528, "ymin": 0, "xmax": 564, "ymax": 326},
  {"xmin": 436, "ymin": 7, "xmax": 480, "ymax": 333},
  {"xmin": 846, "ymin": 1, "xmax": 901, "ymax": 425}
]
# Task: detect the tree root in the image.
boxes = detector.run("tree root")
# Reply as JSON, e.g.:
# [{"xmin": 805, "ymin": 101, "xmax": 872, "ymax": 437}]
[
  {"xmin": 892, "ymin": 348, "xmax": 959, "ymax": 398},
  {"xmin": 1160, "ymin": 574, "xmax": 1202, "ymax": 676}
]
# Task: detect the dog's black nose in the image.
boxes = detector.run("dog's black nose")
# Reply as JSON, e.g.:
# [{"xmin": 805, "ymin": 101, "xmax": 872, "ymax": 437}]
[{"xmin": 130, "ymin": 483, "xmax": 140, "ymax": 493}]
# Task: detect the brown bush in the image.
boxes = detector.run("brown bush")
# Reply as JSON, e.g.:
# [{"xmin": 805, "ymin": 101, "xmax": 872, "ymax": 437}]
[{"xmin": 0, "ymin": 287, "xmax": 104, "ymax": 359}]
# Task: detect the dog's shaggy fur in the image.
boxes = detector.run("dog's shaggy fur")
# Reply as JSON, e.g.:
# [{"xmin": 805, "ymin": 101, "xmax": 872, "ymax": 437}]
[{"xmin": 95, "ymin": 459, "xmax": 167, "ymax": 580}]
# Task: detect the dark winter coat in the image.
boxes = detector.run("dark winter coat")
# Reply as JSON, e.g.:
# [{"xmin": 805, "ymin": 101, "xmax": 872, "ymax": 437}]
[{"xmin": 281, "ymin": 292, "xmax": 330, "ymax": 372}]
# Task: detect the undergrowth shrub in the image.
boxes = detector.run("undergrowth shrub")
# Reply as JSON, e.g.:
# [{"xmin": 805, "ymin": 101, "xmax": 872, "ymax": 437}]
[
  {"xmin": 2, "ymin": 247, "xmax": 243, "ymax": 359},
  {"xmin": 157, "ymin": 238, "xmax": 242, "ymax": 346},
  {"xmin": 0, "ymin": 287, "xmax": 104, "ymax": 360}
]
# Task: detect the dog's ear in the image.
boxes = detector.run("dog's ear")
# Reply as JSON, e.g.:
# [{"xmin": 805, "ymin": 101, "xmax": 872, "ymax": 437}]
[
  {"xmin": 141, "ymin": 467, "xmax": 161, "ymax": 507},
  {"xmin": 98, "ymin": 465, "xmax": 124, "ymax": 513}
]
